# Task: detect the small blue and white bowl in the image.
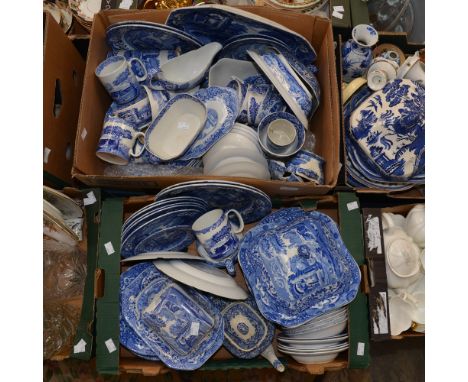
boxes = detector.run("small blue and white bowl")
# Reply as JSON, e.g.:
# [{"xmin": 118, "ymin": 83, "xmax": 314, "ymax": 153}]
[
  {"xmin": 286, "ymin": 150, "xmax": 325, "ymax": 184},
  {"xmin": 258, "ymin": 112, "xmax": 305, "ymax": 159}
]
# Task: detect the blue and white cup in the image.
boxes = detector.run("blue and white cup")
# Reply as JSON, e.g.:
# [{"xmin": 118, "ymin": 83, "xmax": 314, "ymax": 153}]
[
  {"xmin": 286, "ymin": 150, "xmax": 325, "ymax": 184},
  {"xmin": 95, "ymin": 56, "xmax": 147, "ymax": 105},
  {"xmin": 109, "ymin": 87, "xmax": 152, "ymax": 131},
  {"xmin": 96, "ymin": 115, "xmax": 145, "ymax": 165},
  {"xmin": 192, "ymin": 209, "xmax": 244, "ymax": 275},
  {"xmin": 268, "ymin": 160, "xmax": 304, "ymax": 182}
]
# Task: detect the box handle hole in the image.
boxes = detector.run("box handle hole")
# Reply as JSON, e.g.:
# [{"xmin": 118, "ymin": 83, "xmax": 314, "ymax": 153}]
[
  {"xmin": 65, "ymin": 142, "xmax": 72, "ymax": 160},
  {"xmin": 53, "ymin": 79, "xmax": 62, "ymax": 118}
]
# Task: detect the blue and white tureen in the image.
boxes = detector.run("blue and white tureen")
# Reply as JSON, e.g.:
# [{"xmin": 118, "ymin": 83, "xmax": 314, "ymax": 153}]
[{"xmin": 238, "ymin": 208, "xmax": 361, "ymax": 328}]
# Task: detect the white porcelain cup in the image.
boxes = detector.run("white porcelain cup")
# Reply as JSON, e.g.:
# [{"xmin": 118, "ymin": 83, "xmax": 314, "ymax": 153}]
[
  {"xmin": 384, "ymin": 227, "xmax": 421, "ymax": 289},
  {"xmin": 381, "ymin": 212, "xmax": 406, "ymax": 231},
  {"xmin": 405, "ymin": 204, "xmax": 425, "ymax": 248},
  {"xmin": 367, "ymin": 69, "xmax": 388, "ymax": 91},
  {"xmin": 192, "ymin": 209, "xmax": 244, "ymax": 273}
]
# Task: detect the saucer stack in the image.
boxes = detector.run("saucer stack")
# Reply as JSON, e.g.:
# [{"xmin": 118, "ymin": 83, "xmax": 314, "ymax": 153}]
[{"xmin": 277, "ymin": 307, "xmax": 349, "ymax": 364}]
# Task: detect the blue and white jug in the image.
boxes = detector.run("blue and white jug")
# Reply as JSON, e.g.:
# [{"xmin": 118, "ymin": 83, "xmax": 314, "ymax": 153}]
[{"xmin": 342, "ymin": 24, "xmax": 379, "ymax": 83}]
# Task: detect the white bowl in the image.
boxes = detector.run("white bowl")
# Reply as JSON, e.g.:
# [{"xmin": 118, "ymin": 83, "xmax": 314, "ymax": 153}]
[
  {"xmin": 145, "ymin": 94, "xmax": 207, "ymax": 160},
  {"xmin": 203, "ymin": 146, "xmax": 265, "ymax": 173},
  {"xmin": 285, "ymin": 319, "xmax": 348, "ymax": 340},
  {"xmin": 405, "ymin": 204, "xmax": 425, "ymax": 248},
  {"xmin": 278, "ymin": 341, "xmax": 347, "ymax": 352}
]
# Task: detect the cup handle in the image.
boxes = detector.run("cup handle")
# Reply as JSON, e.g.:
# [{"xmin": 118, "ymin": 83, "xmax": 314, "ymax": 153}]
[
  {"xmin": 129, "ymin": 58, "xmax": 147, "ymax": 82},
  {"xmin": 130, "ymin": 132, "xmax": 145, "ymax": 158},
  {"xmin": 225, "ymin": 259, "xmax": 236, "ymax": 276},
  {"xmin": 226, "ymin": 209, "xmax": 244, "ymax": 233}
]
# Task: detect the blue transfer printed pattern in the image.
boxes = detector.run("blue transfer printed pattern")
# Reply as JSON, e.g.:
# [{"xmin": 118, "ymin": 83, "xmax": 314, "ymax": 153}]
[
  {"xmin": 207, "ymin": 296, "xmax": 277, "ymax": 359},
  {"xmin": 121, "ymin": 208, "xmax": 206, "ymax": 258},
  {"xmin": 106, "ymin": 21, "xmax": 202, "ymax": 53},
  {"xmin": 342, "ymin": 39, "xmax": 373, "ymax": 82},
  {"xmin": 166, "ymin": 6, "xmax": 316, "ymax": 64},
  {"xmin": 155, "ymin": 181, "xmax": 272, "ymax": 224},
  {"xmin": 349, "ymin": 79, "xmax": 425, "ymax": 180},
  {"xmin": 122, "ymin": 271, "xmax": 223, "ymax": 370},
  {"xmin": 177, "ymin": 87, "xmax": 239, "ymax": 160},
  {"xmin": 120, "ymin": 263, "xmax": 160, "ymax": 360},
  {"xmin": 238, "ymin": 209, "xmax": 361, "ymax": 327}
]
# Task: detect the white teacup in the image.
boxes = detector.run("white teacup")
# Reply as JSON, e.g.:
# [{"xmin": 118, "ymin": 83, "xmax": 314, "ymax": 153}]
[
  {"xmin": 384, "ymin": 227, "xmax": 421, "ymax": 289},
  {"xmin": 381, "ymin": 212, "xmax": 406, "ymax": 231},
  {"xmin": 405, "ymin": 204, "xmax": 425, "ymax": 248}
]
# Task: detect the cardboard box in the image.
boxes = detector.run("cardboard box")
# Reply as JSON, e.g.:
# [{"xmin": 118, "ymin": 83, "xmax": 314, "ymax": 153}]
[
  {"xmin": 362, "ymin": 203, "xmax": 425, "ymax": 341},
  {"xmin": 94, "ymin": 193, "xmax": 370, "ymax": 375},
  {"xmin": 72, "ymin": 7, "xmax": 341, "ymax": 196},
  {"xmin": 45, "ymin": 188, "xmax": 101, "ymax": 361},
  {"xmin": 43, "ymin": 12, "xmax": 86, "ymax": 188},
  {"xmin": 337, "ymin": 35, "xmax": 425, "ymax": 199}
]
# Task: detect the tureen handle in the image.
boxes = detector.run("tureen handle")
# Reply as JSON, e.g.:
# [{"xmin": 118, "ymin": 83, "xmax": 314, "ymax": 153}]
[{"xmin": 261, "ymin": 344, "xmax": 285, "ymax": 372}]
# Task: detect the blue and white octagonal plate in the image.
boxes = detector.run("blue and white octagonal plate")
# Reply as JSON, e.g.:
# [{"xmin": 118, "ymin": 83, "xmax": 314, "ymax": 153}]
[
  {"xmin": 349, "ymin": 79, "xmax": 425, "ymax": 181},
  {"xmin": 238, "ymin": 208, "xmax": 361, "ymax": 327},
  {"xmin": 106, "ymin": 21, "xmax": 202, "ymax": 52},
  {"xmin": 178, "ymin": 87, "xmax": 239, "ymax": 161},
  {"xmin": 122, "ymin": 269, "xmax": 224, "ymax": 370},
  {"xmin": 155, "ymin": 180, "xmax": 272, "ymax": 224},
  {"xmin": 166, "ymin": 5, "xmax": 316, "ymax": 64},
  {"xmin": 120, "ymin": 262, "xmax": 159, "ymax": 360}
]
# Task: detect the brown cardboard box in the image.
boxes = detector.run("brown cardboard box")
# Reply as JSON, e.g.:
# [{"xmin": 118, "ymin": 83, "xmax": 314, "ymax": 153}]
[
  {"xmin": 44, "ymin": 12, "xmax": 86, "ymax": 187},
  {"xmin": 72, "ymin": 7, "xmax": 341, "ymax": 196},
  {"xmin": 96, "ymin": 195, "xmax": 354, "ymax": 375},
  {"xmin": 363, "ymin": 203, "xmax": 425, "ymax": 340},
  {"xmin": 337, "ymin": 35, "xmax": 424, "ymax": 199}
]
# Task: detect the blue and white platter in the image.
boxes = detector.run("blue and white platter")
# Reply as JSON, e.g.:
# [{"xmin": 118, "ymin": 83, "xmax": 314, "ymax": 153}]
[
  {"xmin": 106, "ymin": 21, "xmax": 202, "ymax": 53},
  {"xmin": 121, "ymin": 208, "xmax": 206, "ymax": 258},
  {"xmin": 166, "ymin": 5, "xmax": 316, "ymax": 64},
  {"xmin": 217, "ymin": 35, "xmax": 289, "ymax": 62},
  {"xmin": 178, "ymin": 87, "xmax": 239, "ymax": 161},
  {"xmin": 122, "ymin": 265, "xmax": 224, "ymax": 370},
  {"xmin": 120, "ymin": 263, "xmax": 160, "ymax": 360},
  {"xmin": 155, "ymin": 181, "xmax": 272, "ymax": 224},
  {"xmin": 238, "ymin": 208, "xmax": 361, "ymax": 327},
  {"xmin": 348, "ymin": 79, "xmax": 425, "ymax": 181}
]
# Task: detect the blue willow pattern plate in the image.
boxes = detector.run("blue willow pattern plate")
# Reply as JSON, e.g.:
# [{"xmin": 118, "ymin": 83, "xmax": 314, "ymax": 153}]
[
  {"xmin": 121, "ymin": 208, "xmax": 206, "ymax": 258},
  {"xmin": 238, "ymin": 208, "xmax": 361, "ymax": 327},
  {"xmin": 349, "ymin": 79, "xmax": 425, "ymax": 181},
  {"xmin": 166, "ymin": 5, "xmax": 316, "ymax": 64},
  {"xmin": 120, "ymin": 263, "xmax": 160, "ymax": 360},
  {"xmin": 344, "ymin": 82, "xmax": 424, "ymax": 190},
  {"xmin": 178, "ymin": 87, "xmax": 239, "ymax": 161},
  {"xmin": 123, "ymin": 273, "xmax": 223, "ymax": 370},
  {"xmin": 155, "ymin": 180, "xmax": 272, "ymax": 224},
  {"xmin": 106, "ymin": 21, "xmax": 202, "ymax": 53}
]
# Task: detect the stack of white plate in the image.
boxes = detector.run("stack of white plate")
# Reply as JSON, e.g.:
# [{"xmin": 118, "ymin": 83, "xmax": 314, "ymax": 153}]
[
  {"xmin": 202, "ymin": 123, "xmax": 270, "ymax": 179},
  {"xmin": 277, "ymin": 306, "xmax": 349, "ymax": 364}
]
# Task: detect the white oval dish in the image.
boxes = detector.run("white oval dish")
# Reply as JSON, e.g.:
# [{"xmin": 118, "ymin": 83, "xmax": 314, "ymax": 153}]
[
  {"xmin": 209, "ymin": 58, "xmax": 260, "ymax": 87},
  {"xmin": 144, "ymin": 94, "xmax": 207, "ymax": 160}
]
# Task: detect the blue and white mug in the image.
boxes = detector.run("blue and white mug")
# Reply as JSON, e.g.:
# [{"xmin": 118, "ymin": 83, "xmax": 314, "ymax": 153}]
[
  {"xmin": 109, "ymin": 87, "xmax": 153, "ymax": 131},
  {"xmin": 95, "ymin": 56, "xmax": 147, "ymax": 105},
  {"xmin": 192, "ymin": 209, "xmax": 244, "ymax": 275},
  {"xmin": 96, "ymin": 115, "xmax": 144, "ymax": 165}
]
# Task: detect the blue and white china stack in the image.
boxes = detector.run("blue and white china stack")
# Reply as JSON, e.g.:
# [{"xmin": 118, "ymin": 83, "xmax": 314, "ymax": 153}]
[
  {"xmin": 342, "ymin": 30, "xmax": 425, "ymax": 190},
  {"xmin": 93, "ymin": 4, "xmax": 326, "ymax": 183},
  {"xmin": 118, "ymin": 182, "xmax": 361, "ymax": 369},
  {"xmin": 382, "ymin": 205, "xmax": 425, "ymax": 336}
]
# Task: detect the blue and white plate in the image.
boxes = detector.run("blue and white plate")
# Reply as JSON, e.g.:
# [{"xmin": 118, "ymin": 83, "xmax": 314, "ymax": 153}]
[
  {"xmin": 106, "ymin": 21, "xmax": 202, "ymax": 52},
  {"xmin": 178, "ymin": 87, "xmax": 239, "ymax": 161},
  {"xmin": 166, "ymin": 5, "xmax": 316, "ymax": 64},
  {"xmin": 122, "ymin": 270, "xmax": 224, "ymax": 370},
  {"xmin": 155, "ymin": 180, "xmax": 272, "ymax": 224},
  {"xmin": 120, "ymin": 262, "xmax": 160, "ymax": 360},
  {"xmin": 122, "ymin": 198, "xmax": 208, "ymax": 239},
  {"xmin": 344, "ymin": 82, "xmax": 424, "ymax": 190},
  {"xmin": 248, "ymin": 49, "xmax": 313, "ymax": 129},
  {"xmin": 349, "ymin": 79, "xmax": 425, "ymax": 181},
  {"xmin": 121, "ymin": 208, "xmax": 206, "ymax": 258},
  {"xmin": 238, "ymin": 208, "xmax": 361, "ymax": 327}
]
